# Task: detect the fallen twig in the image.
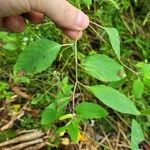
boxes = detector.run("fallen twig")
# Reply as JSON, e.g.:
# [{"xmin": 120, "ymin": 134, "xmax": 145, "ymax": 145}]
[
  {"xmin": 10, "ymin": 84, "xmax": 31, "ymax": 100},
  {"xmin": 0, "ymin": 131, "xmax": 44, "ymax": 147},
  {"xmin": 4, "ymin": 138, "xmax": 43, "ymax": 150},
  {"xmin": 0, "ymin": 112, "xmax": 25, "ymax": 131},
  {"xmin": 24, "ymin": 141, "xmax": 47, "ymax": 150}
]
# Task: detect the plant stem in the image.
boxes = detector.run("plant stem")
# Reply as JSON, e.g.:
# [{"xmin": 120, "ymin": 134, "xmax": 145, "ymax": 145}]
[
  {"xmin": 89, "ymin": 24, "xmax": 109, "ymax": 46},
  {"xmin": 90, "ymin": 20, "xmax": 104, "ymax": 29},
  {"xmin": 61, "ymin": 43, "xmax": 74, "ymax": 47},
  {"xmin": 118, "ymin": 59, "xmax": 141, "ymax": 78},
  {"xmin": 90, "ymin": 20, "xmax": 140, "ymax": 78},
  {"xmin": 72, "ymin": 39, "xmax": 78, "ymax": 113}
]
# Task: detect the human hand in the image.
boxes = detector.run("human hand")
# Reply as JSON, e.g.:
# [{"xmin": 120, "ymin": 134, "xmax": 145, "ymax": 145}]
[{"xmin": 0, "ymin": 0, "xmax": 89, "ymax": 39}]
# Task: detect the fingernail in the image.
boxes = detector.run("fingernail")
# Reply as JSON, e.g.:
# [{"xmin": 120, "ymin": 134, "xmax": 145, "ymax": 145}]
[{"xmin": 77, "ymin": 11, "xmax": 89, "ymax": 29}]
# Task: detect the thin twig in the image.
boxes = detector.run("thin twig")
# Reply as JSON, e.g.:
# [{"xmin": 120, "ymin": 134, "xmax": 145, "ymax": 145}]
[
  {"xmin": 89, "ymin": 24, "xmax": 109, "ymax": 46},
  {"xmin": 0, "ymin": 131, "xmax": 44, "ymax": 147},
  {"xmin": 72, "ymin": 39, "xmax": 78, "ymax": 113}
]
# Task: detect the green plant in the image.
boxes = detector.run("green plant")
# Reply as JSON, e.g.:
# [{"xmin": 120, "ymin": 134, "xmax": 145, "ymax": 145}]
[
  {"xmin": 0, "ymin": 0, "xmax": 149, "ymax": 149},
  {"xmin": 12, "ymin": 18, "xmax": 149, "ymax": 148}
]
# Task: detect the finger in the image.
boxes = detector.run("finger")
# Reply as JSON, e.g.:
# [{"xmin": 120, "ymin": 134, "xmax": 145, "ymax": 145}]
[
  {"xmin": 62, "ymin": 29, "xmax": 82, "ymax": 40},
  {"xmin": 2, "ymin": 16, "xmax": 25, "ymax": 32},
  {"xmin": 0, "ymin": 0, "xmax": 31, "ymax": 17},
  {"xmin": 29, "ymin": 0, "xmax": 89, "ymax": 31},
  {"xmin": 22, "ymin": 11, "xmax": 44, "ymax": 24}
]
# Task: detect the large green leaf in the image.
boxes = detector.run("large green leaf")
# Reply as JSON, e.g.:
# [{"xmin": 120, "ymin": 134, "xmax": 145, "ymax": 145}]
[
  {"xmin": 131, "ymin": 120, "xmax": 144, "ymax": 150},
  {"xmin": 14, "ymin": 39, "xmax": 61, "ymax": 75},
  {"xmin": 104, "ymin": 27, "xmax": 120, "ymax": 58},
  {"xmin": 133, "ymin": 79, "xmax": 144, "ymax": 99},
  {"xmin": 82, "ymin": 54, "xmax": 125, "ymax": 82},
  {"xmin": 89, "ymin": 85, "xmax": 140, "ymax": 115},
  {"xmin": 75, "ymin": 102, "xmax": 108, "ymax": 119}
]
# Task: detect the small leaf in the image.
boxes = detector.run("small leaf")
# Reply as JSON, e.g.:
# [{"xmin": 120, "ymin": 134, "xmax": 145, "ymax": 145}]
[
  {"xmin": 131, "ymin": 120, "xmax": 144, "ymax": 150},
  {"xmin": 89, "ymin": 85, "xmax": 140, "ymax": 115},
  {"xmin": 140, "ymin": 64, "xmax": 150, "ymax": 87},
  {"xmin": 83, "ymin": 0, "xmax": 92, "ymax": 5},
  {"xmin": 75, "ymin": 102, "xmax": 108, "ymax": 119},
  {"xmin": 82, "ymin": 54, "xmax": 125, "ymax": 82},
  {"xmin": 41, "ymin": 106, "xmax": 61, "ymax": 126},
  {"xmin": 59, "ymin": 114, "xmax": 74, "ymax": 121},
  {"xmin": 133, "ymin": 79, "xmax": 144, "ymax": 99},
  {"xmin": 104, "ymin": 27, "xmax": 120, "ymax": 58},
  {"xmin": 141, "ymin": 109, "xmax": 150, "ymax": 116},
  {"xmin": 68, "ymin": 120, "xmax": 79, "ymax": 143},
  {"xmin": 14, "ymin": 39, "xmax": 61, "ymax": 75}
]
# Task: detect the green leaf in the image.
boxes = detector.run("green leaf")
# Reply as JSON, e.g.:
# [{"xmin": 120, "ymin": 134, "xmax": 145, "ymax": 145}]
[
  {"xmin": 68, "ymin": 120, "xmax": 79, "ymax": 143},
  {"xmin": 131, "ymin": 120, "xmax": 144, "ymax": 150},
  {"xmin": 75, "ymin": 102, "xmax": 108, "ymax": 119},
  {"xmin": 3, "ymin": 43, "xmax": 16, "ymax": 51},
  {"xmin": 83, "ymin": 0, "xmax": 92, "ymax": 5},
  {"xmin": 140, "ymin": 64, "xmax": 150, "ymax": 87},
  {"xmin": 41, "ymin": 106, "xmax": 61, "ymax": 126},
  {"xmin": 133, "ymin": 79, "xmax": 144, "ymax": 99},
  {"xmin": 141, "ymin": 108, "xmax": 150, "ymax": 116},
  {"xmin": 59, "ymin": 114, "xmax": 74, "ymax": 121},
  {"xmin": 104, "ymin": 27, "xmax": 120, "ymax": 58},
  {"xmin": 89, "ymin": 85, "xmax": 140, "ymax": 115},
  {"xmin": 14, "ymin": 39, "xmax": 61, "ymax": 75},
  {"xmin": 82, "ymin": 54, "xmax": 125, "ymax": 82}
]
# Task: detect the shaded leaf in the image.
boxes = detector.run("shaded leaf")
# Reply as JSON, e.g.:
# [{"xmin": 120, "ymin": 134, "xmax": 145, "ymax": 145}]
[
  {"xmin": 41, "ymin": 106, "xmax": 61, "ymax": 126},
  {"xmin": 68, "ymin": 120, "xmax": 79, "ymax": 143},
  {"xmin": 14, "ymin": 39, "xmax": 61, "ymax": 75},
  {"xmin": 89, "ymin": 85, "xmax": 140, "ymax": 115},
  {"xmin": 75, "ymin": 102, "xmax": 108, "ymax": 119},
  {"xmin": 82, "ymin": 54, "xmax": 125, "ymax": 82},
  {"xmin": 131, "ymin": 120, "xmax": 144, "ymax": 150},
  {"xmin": 141, "ymin": 109, "xmax": 150, "ymax": 116}
]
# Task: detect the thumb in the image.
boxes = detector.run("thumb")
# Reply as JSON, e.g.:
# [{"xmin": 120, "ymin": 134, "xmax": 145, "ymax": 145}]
[{"xmin": 29, "ymin": 0, "xmax": 89, "ymax": 31}]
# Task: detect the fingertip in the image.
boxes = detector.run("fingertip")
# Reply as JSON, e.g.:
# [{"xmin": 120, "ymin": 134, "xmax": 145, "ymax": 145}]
[
  {"xmin": 62, "ymin": 30, "xmax": 83, "ymax": 40},
  {"xmin": 22, "ymin": 11, "xmax": 44, "ymax": 24},
  {"xmin": 77, "ymin": 11, "xmax": 89, "ymax": 30},
  {"xmin": 3, "ymin": 16, "xmax": 25, "ymax": 32}
]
